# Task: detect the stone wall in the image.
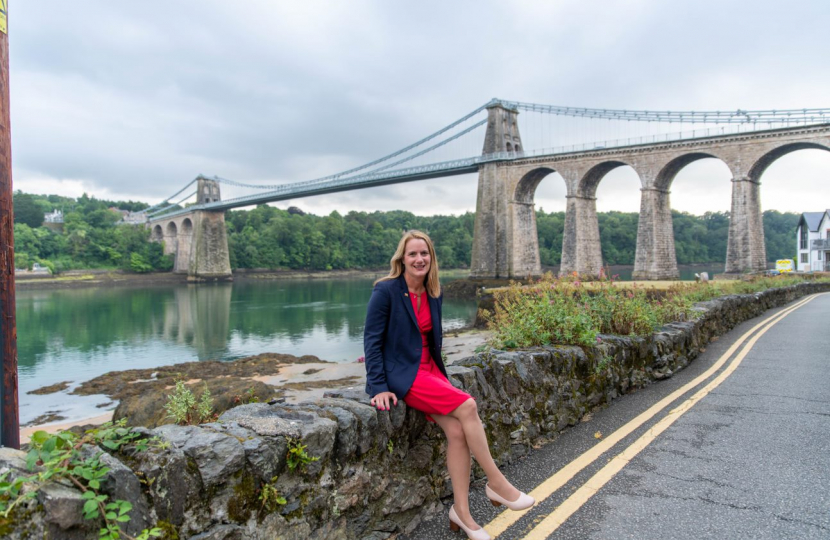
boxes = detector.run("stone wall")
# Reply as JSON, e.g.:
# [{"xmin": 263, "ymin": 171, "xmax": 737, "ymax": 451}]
[{"xmin": 3, "ymin": 283, "xmax": 828, "ymax": 540}]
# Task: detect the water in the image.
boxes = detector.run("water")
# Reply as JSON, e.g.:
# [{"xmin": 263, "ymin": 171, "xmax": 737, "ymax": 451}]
[
  {"xmin": 16, "ymin": 265, "xmax": 723, "ymax": 425},
  {"xmin": 16, "ymin": 276, "xmax": 478, "ymax": 425}
]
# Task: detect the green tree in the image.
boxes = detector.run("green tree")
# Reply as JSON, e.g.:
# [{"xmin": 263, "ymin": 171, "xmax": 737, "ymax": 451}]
[{"xmin": 13, "ymin": 192, "xmax": 43, "ymax": 228}]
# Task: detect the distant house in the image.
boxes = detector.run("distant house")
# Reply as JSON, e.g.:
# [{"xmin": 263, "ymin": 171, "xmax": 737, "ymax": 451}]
[
  {"xmin": 44, "ymin": 209, "xmax": 63, "ymax": 223},
  {"xmin": 108, "ymin": 207, "xmax": 148, "ymax": 225},
  {"xmin": 796, "ymin": 210, "xmax": 830, "ymax": 272}
]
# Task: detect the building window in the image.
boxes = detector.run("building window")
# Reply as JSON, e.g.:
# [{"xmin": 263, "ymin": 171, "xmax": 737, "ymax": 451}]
[
  {"xmin": 800, "ymin": 226, "xmax": 808, "ymax": 249},
  {"xmin": 801, "ymin": 253, "xmax": 809, "ymax": 263}
]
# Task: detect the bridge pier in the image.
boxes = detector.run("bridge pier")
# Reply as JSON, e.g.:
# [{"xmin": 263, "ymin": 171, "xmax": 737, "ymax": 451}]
[
  {"xmin": 471, "ymin": 163, "xmax": 542, "ymax": 278},
  {"xmin": 471, "ymin": 102, "xmax": 538, "ymax": 278},
  {"xmin": 633, "ymin": 187, "xmax": 679, "ymax": 280},
  {"xmin": 189, "ymin": 211, "xmax": 232, "ymax": 280},
  {"xmin": 560, "ymin": 195, "xmax": 603, "ymax": 277},
  {"xmin": 148, "ymin": 209, "xmax": 232, "ymax": 281},
  {"xmin": 725, "ymin": 177, "xmax": 766, "ymax": 274}
]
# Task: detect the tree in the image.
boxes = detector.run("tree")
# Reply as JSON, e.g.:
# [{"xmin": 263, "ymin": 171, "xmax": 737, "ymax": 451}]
[{"xmin": 13, "ymin": 191, "xmax": 43, "ymax": 228}]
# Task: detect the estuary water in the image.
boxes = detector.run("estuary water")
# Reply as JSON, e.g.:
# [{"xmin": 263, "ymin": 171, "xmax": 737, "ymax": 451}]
[
  {"xmin": 16, "ymin": 276, "xmax": 478, "ymax": 425},
  {"xmin": 16, "ymin": 264, "xmax": 725, "ymax": 425}
]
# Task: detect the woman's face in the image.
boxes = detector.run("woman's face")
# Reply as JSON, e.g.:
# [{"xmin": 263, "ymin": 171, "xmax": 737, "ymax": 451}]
[{"xmin": 403, "ymin": 238, "xmax": 431, "ymax": 282}]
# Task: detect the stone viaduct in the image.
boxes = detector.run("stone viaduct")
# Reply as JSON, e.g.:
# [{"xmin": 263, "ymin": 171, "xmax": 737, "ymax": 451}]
[
  {"xmin": 147, "ymin": 177, "xmax": 232, "ymax": 280},
  {"xmin": 470, "ymin": 103, "xmax": 830, "ymax": 279}
]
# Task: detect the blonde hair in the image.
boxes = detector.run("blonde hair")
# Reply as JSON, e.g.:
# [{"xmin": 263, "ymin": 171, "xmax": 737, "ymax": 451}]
[{"xmin": 375, "ymin": 230, "xmax": 441, "ymax": 298}]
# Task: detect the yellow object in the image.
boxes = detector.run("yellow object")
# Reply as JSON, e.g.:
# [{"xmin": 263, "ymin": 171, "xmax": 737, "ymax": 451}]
[
  {"xmin": 0, "ymin": 0, "xmax": 6, "ymax": 34},
  {"xmin": 776, "ymin": 259, "xmax": 794, "ymax": 273}
]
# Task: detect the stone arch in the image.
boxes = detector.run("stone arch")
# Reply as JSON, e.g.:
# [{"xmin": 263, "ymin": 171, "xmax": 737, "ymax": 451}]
[
  {"xmin": 567, "ymin": 160, "xmax": 640, "ymax": 277},
  {"xmin": 632, "ymin": 151, "xmax": 733, "ymax": 280},
  {"xmin": 653, "ymin": 151, "xmax": 727, "ymax": 192},
  {"xmin": 151, "ymin": 224, "xmax": 163, "ymax": 242},
  {"xmin": 578, "ymin": 160, "xmax": 635, "ymax": 198},
  {"xmin": 175, "ymin": 218, "xmax": 195, "ymax": 274},
  {"xmin": 510, "ymin": 167, "xmax": 571, "ymax": 274},
  {"xmin": 513, "ymin": 167, "xmax": 566, "ymax": 203},
  {"xmin": 166, "ymin": 221, "xmax": 178, "ymax": 237},
  {"xmin": 747, "ymin": 142, "xmax": 830, "ymax": 182}
]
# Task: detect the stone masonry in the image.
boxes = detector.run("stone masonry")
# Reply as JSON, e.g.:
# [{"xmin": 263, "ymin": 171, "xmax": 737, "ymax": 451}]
[
  {"xmin": 471, "ymin": 124, "xmax": 830, "ymax": 279},
  {"xmin": 148, "ymin": 178, "xmax": 232, "ymax": 280}
]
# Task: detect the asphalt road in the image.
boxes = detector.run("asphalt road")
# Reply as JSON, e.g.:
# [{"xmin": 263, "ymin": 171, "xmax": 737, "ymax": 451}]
[{"xmin": 404, "ymin": 292, "xmax": 830, "ymax": 540}]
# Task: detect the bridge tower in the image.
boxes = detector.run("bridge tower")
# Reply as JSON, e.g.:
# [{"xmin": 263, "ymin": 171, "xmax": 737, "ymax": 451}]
[
  {"xmin": 148, "ymin": 177, "xmax": 232, "ymax": 281},
  {"xmin": 470, "ymin": 102, "xmax": 536, "ymax": 278}
]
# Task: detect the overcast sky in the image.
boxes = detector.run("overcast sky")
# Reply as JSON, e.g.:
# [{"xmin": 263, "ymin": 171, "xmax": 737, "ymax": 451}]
[{"xmin": 10, "ymin": 1, "xmax": 830, "ymax": 217}]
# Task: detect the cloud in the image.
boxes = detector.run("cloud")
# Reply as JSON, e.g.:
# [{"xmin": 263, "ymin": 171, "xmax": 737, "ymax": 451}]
[{"xmin": 10, "ymin": 0, "xmax": 830, "ymax": 217}]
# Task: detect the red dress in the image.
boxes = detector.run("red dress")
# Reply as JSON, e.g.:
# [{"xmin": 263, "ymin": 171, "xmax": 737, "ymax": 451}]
[{"xmin": 403, "ymin": 291, "xmax": 472, "ymax": 421}]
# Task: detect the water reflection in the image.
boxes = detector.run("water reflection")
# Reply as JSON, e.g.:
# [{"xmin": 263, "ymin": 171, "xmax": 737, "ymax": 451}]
[
  {"xmin": 164, "ymin": 285, "xmax": 233, "ymax": 360},
  {"xmin": 16, "ymin": 278, "xmax": 478, "ymax": 421}
]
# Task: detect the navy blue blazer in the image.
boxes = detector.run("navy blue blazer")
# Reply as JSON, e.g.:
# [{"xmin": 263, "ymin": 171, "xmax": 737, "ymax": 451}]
[{"xmin": 364, "ymin": 274, "xmax": 446, "ymax": 399}]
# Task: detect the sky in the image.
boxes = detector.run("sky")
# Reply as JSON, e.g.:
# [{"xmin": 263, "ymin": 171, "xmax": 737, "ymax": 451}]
[{"xmin": 9, "ymin": 0, "xmax": 830, "ymax": 217}]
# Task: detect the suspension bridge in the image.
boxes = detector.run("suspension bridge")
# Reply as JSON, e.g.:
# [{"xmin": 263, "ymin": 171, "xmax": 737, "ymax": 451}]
[{"xmin": 141, "ymin": 98, "xmax": 830, "ymax": 280}]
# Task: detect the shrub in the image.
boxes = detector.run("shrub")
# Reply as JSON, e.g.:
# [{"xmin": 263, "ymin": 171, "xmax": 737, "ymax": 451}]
[{"xmin": 487, "ymin": 273, "xmax": 829, "ymax": 350}]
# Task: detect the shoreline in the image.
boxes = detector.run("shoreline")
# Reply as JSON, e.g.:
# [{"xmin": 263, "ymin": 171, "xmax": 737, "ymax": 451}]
[
  {"xmin": 15, "ymin": 267, "xmax": 475, "ymax": 290},
  {"xmin": 18, "ymin": 328, "xmax": 491, "ymax": 441}
]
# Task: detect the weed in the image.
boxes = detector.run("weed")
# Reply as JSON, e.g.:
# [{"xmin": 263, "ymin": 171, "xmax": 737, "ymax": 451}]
[
  {"xmin": 164, "ymin": 381, "xmax": 215, "ymax": 425},
  {"xmin": 286, "ymin": 439, "xmax": 319, "ymax": 473},
  {"xmin": 258, "ymin": 476, "xmax": 287, "ymax": 513},
  {"xmin": 0, "ymin": 420, "xmax": 162, "ymax": 540}
]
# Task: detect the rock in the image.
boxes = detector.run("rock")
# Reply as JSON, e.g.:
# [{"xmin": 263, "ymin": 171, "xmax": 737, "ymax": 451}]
[
  {"xmin": 381, "ymin": 476, "xmax": 432, "ymax": 515},
  {"xmin": 188, "ymin": 523, "xmax": 246, "ymax": 540},
  {"xmin": 77, "ymin": 446, "xmax": 153, "ymax": 536},
  {"xmin": 220, "ymin": 403, "xmax": 302, "ymax": 438},
  {"xmin": 209, "ymin": 421, "xmax": 288, "ymax": 482},
  {"xmin": 153, "ymin": 424, "xmax": 245, "ymax": 488},
  {"xmin": 128, "ymin": 436, "xmax": 205, "ymax": 531},
  {"xmin": 37, "ymin": 481, "xmax": 86, "ymax": 530},
  {"xmin": 0, "ymin": 447, "xmax": 31, "ymax": 478},
  {"xmin": 312, "ymin": 398, "xmax": 378, "ymax": 455},
  {"xmin": 114, "ymin": 379, "xmax": 275, "ymax": 428}
]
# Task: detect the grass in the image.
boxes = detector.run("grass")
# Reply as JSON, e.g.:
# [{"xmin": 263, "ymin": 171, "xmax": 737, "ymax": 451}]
[{"xmin": 486, "ymin": 273, "xmax": 828, "ymax": 350}]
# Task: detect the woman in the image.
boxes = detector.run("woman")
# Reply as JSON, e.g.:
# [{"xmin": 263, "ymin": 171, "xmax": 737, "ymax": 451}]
[{"xmin": 363, "ymin": 230, "xmax": 534, "ymax": 540}]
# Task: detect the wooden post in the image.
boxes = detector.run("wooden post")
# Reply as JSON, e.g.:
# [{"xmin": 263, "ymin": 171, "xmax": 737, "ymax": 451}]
[{"xmin": 0, "ymin": 0, "xmax": 19, "ymax": 449}]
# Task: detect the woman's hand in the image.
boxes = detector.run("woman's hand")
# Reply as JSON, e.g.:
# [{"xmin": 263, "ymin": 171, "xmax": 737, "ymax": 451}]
[{"xmin": 370, "ymin": 391, "xmax": 398, "ymax": 411}]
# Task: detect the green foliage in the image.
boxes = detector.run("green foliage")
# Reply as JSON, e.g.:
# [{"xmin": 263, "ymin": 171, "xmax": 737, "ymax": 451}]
[
  {"xmin": 258, "ymin": 476, "xmax": 287, "ymax": 513},
  {"xmin": 0, "ymin": 420, "xmax": 162, "ymax": 540},
  {"xmin": 10, "ymin": 190, "xmax": 802, "ymax": 273},
  {"xmin": 285, "ymin": 439, "xmax": 319, "ymax": 473},
  {"xmin": 164, "ymin": 381, "xmax": 215, "ymax": 425},
  {"xmin": 488, "ymin": 273, "xmax": 830, "ymax": 350},
  {"xmin": 13, "ymin": 192, "xmax": 44, "ymax": 228},
  {"xmin": 130, "ymin": 252, "xmax": 153, "ymax": 273}
]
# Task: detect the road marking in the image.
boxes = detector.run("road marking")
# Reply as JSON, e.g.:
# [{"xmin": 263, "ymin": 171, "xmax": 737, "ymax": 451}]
[
  {"xmin": 485, "ymin": 293, "xmax": 818, "ymax": 538},
  {"xmin": 520, "ymin": 293, "xmax": 820, "ymax": 539}
]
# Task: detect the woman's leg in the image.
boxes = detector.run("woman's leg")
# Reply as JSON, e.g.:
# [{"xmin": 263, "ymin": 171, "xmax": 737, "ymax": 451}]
[
  {"xmin": 445, "ymin": 398, "xmax": 521, "ymax": 501},
  {"xmin": 432, "ymin": 414, "xmax": 481, "ymax": 530}
]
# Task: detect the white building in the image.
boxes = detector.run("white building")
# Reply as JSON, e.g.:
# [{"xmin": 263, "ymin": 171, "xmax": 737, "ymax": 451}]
[
  {"xmin": 796, "ymin": 210, "xmax": 830, "ymax": 272},
  {"xmin": 44, "ymin": 209, "xmax": 63, "ymax": 223}
]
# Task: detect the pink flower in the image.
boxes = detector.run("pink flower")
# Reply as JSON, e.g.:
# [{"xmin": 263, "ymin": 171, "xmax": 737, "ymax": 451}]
[
  {"xmin": 596, "ymin": 337, "xmax": 602, "ymax": 343},
  {"xmin": 357, "ymin": 356, "xmax": 365, "ymax": 363}
]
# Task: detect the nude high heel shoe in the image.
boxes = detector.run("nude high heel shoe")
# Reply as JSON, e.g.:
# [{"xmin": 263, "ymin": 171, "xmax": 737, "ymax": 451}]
[
  {"xmin": 485, "ymin": 484, "xmax": 535, "ymax": 511},
  {"xmin": 448, "ymin": 505, "xmax": 491, "ymax": 540}
]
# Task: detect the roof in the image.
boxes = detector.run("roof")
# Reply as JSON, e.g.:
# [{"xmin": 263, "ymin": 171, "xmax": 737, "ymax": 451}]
[{"xmin": 800, "ymin": 211, "xmax": 828, "ymax": 232}]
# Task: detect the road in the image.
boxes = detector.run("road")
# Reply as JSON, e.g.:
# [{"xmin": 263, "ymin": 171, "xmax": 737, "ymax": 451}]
[{"xmin": 404, "ymin": 292, "xmax": 830, "ymax": 540}]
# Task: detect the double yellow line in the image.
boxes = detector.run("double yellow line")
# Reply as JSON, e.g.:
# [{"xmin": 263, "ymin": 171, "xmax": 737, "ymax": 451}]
[{"xmin": 486, "ymin": 293, "xmax": 820, "ymax": 539}]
